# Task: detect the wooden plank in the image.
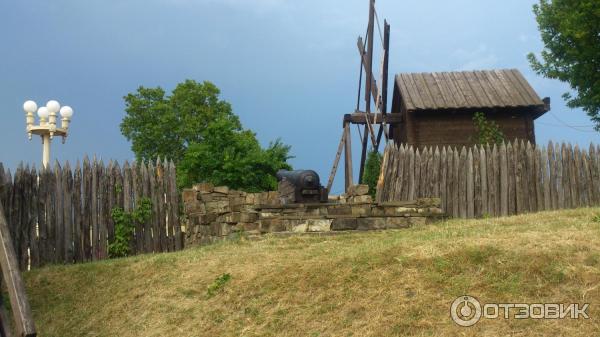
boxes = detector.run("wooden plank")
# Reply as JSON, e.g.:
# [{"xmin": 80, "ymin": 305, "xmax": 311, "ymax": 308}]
[
  {"xmin": 97, "ymin": 160, "xmax": 107, "ymax": 260},
  {"xmin": 556, "ymin": 143, "xmax": 565, "ymax": 209},
  {"xmin": 343, "ymin": 124, "xmax": 353, "ymax": 192},
  {"xmin": 440, "ymin": 147, "xmax": 448, "ymax": 213},
  {"xmin": 156, "ymin": 159, "xmax": 167, "ymax": 252},
  {"xmin": 63, "ymin": 162, "xmax": 73, "ymax": 264},
  {"xmin": 407, "ymin": 147, "xmax": 415, "ymax": 201},
  {"xmin": 82, "ymin": 158, "xmax": 92, "ymax": 261},
  {"xmin": 466, "ymin": 148, "xmax": 474, "ymax": 218},
  {"xmin": 574, "ymin": 146, "xmax": 585, "ymax": 207},
  {"xmin": 433, "ymin": 147, "xmax": 441, "ymax": 198},
  {"xmin": 562, "ymin": 143, "xmax": 572, "ymax": 208},
  {"xmin": 0, "ymin": 203, "xmax": 37, "ymax": 337},
  {"xmin": 458, "ymin": 147, "xmax": 467, "ymax": 218},
  {"xmin": 582, "ymin": 152, "xmax": 592, "ymax": 207},
  {"xmin": 73, "ymin": 162, "xmax": 83, "ymax": 263},
  {"xmin": 535, "ymin": 146, "xmax": 544, "ymax": 210},
  {"xmin": 506, "ymin": 142, "xmax": 516, "ymax": 215},
  {"xmin": 414, "ymin": 150, "xmax": 422, "ymax": 199},
  {"xmin": 493, "ymin": 144, "xmax": 501, "ymax": 216},
  {"xmin": 453, "ymin": 148, "xmax": 460, "ymax": 218},
  {"xmin": 541, "ymin": 146, "xmax": 551, "ymax": 211},
  {"xmin": 548, "ymin": 142, "xmax": 558, "ymax": 210},
  {"xmin": 91, "ymin": 158, "xmax": 99, "ymax": 260},
  {"xmin": 499, "ymin": 143, "xmax": 508, "ymax": 216},
  {"xmin": 54, "ymin": 162, "xmax": 64, "ymax": 263},
  {"xmin": 486, "ymin": 145, "xmax": 495, "ymax": 216},
  {"xmin": 343, "ymin": 113, "xmax": 403, "ymax": 125},
  {"xmin": 589, "ymin": 144, "xmax": 600, "ymax": 206},
  {"xmin": 392, "ymin": 145, "xmax": 403, "ymax": 201},
  {"xmin": 515, "ymin": 142, "xmax": 524, "ymax": 214},
  {"xmin": 27, "ymin": 167, "xmax": 39, "ymax": 269},
  {"xmin": 473, "ymin": 146, "xmax": 481, "ymax": 217},
  {"xmin": 327, "ymin": 132, "xmax": 346, "ymax": 193},
  {"xmin": 479, "ymin": 146, "xmax": 488, "ymax": 216},
  {"xmin": 169, "ymin": 161, "xmax": 182, "ymax": 250},
  {"xmin": 148, "ymin": 162, "xmax": 160, "ymax": 253},
  {"xmin": 446, "ymin": 148, "xmax": 454, "ymax": 216}
]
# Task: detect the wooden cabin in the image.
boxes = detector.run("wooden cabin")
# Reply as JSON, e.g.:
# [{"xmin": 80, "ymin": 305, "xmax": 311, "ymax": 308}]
[{"xmin": 389, "ymin": 69, "xmax": 550, "ymax": 148}]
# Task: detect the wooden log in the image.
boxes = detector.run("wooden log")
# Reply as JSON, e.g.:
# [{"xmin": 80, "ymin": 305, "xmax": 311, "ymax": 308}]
[
  {"xmin": 499, "ymin": 143, "xmax": 508, "ymax": 216},
  {"xmin": 148, "ymin": 162, "xmax": 160, "ymax": 253},
  {"xmin": 453, "ymin": 148, "xmax": 460, "ymax": 218},
  {"xmin": 73, "ymin": 162, "xmax": 83, "ymax": 263},
  {"xmin": 0, "ymin": 203, "xmax": 37, "ymax": 337},
  {"xmin": 466, "ymin": 148, "xmax": 474, "ymax": 218},
  {"xmin": 534, "ymin": 146, "xmax": 543, "ymax": 212},
  {"xmin": 97, "ymin": 161, "xmax": 107, "ymax": 259},
  {"xmin": 479, "ymin": 146, "xmax": 488, "ymax": 216},
  {"xmin": 548, "ymin": 142, "xmax": 557, "ymax": 210},
  {"xmin": 407, "ymin": 147, "xmax": 415, "ymax": 201},
  {"xmin": 541, "ymin": 146, "xmax": 551, "ymax": 211},
  {"xmin": 414, "ymin": 149, "xmax": 421, "ymax": 199},
  {"xmin": 589, "ymin": 144, "xmax": 600, "ymax": 206},
  {"xmin": 63, "ymin": 162, "xmax": 73, "ymax": 264},
  {"xmin": 440, "ymin": 147, "xmax": 448, "ymax": 213},
  {"xmin": 447, "ymin": 147, "xmax": 455, "ymax": 216},
  {"xmin": 572, "ymin": 145, "xmax": 581, "ymax": 208},
  {"xmin": 473, "ymin": 146, "xmax": 481, "ymax": 217},
  {"xmin": 506, "ymin": 142, "xmax": 516, "ymax": 215},
  {"xmin": 557, "ymin": 143, "xmax": 565, "ymax": 209}
]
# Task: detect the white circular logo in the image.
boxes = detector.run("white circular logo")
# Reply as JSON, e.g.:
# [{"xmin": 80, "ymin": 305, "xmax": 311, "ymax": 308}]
[{"xmin": 451, "ymin": 295, "xmax": 482, "ymax": 327}]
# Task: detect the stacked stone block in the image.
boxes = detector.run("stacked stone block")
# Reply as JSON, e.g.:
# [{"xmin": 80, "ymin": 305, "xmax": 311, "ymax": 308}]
[{"xmin": 184, "ymin": 183, "xmax": 444, "ymax": 247}]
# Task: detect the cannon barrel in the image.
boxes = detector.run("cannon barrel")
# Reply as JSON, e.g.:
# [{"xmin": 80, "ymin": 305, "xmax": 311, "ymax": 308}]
[
  {"xmin": 276, "ymin": 170, "xmax": 320, "ymax": 189},
  {"xmin": 276, "ymin": 170, "xmax": 327, "ymax": 203}
]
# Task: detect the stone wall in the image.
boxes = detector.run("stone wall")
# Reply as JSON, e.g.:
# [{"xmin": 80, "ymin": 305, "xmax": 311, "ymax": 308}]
[{"xmin": 183, "ymin": 183, "xmax": 444, "ymax": 247}]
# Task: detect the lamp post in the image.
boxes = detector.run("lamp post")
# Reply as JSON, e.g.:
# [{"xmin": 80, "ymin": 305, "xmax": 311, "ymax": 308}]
[{"xmin": 23, "ymin": 100, "xmax": 74, "ymax": 169}]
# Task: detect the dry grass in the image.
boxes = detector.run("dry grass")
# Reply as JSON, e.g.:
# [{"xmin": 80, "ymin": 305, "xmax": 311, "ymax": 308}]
[{"xmin": 25, "ymin": 208, "xmax": 600, "ymax": 336}]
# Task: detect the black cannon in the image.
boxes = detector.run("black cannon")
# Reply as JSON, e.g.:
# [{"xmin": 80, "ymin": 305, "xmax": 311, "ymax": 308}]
[{"xmin": 276, "ymin": 170, "xmax": 328, "ymax": 204}]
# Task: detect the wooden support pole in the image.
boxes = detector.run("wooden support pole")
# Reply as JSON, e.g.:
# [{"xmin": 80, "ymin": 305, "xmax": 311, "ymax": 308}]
[
  {"xmin": 344, "ymin": 122, "xmax": 354, "ymax": 192},
  {"xmin": 327, "ymin": 131, "xmax": 346, "ymax": 193},
  {"xmin": 375, "ymin": 20, "xmax": 391, "ymax": 151}
]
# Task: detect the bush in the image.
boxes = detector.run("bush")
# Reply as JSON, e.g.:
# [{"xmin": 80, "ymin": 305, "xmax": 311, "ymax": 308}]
[
  {"xmin": 362, "ymin": 150, "xmax": 382, "ymax": 198},
  {"xmin": 109, "ymin": 198, "xmax": 152, "ymax": 258}
]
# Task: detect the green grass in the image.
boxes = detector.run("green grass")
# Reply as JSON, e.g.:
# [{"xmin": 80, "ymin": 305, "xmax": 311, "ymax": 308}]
[{"xmin": 24, "ymin": 208, "xmax": 600, "ymax": 336}]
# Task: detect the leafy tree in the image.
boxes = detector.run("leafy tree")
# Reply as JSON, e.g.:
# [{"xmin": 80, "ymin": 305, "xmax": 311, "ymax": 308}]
[
  {"xmin": 121, "ymin": 80, "xmax": 240, "ymax": 164},
  {"xmin": 121, "ymin": 80, "xmax": 292, "ymax": 190},
  {"xmin": 177, "ymin": 117, "xmax": 292, "ymax": 191},
  {"xmin": 527, "ymin": 0, "xmax": 600, "ymax": 129},
  {"xmin": 362, "ymin": 150, "xmax": 382, "ymax": 198},
  {"xmin": 473, "ymin": 112, "xmax": 505, "ymax": 145}
]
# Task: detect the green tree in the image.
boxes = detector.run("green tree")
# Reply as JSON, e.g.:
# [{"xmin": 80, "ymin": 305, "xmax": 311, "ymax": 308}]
[
  {"xmin": 473, "ymin": 112, "xmax": 505, "ymax": 145},
  {"xmin": 121, "ymin": 80, "xmax": 240, "ymax": 164},
  {"xmin": 121, "ymin": 80, "xmax": 292, "ymax": 190},
  {"xmin": 362, "ymin": 150, "xmax": 382, "ymax": 198},
  {"xmin": 527, "ymin": 0, "xmax": 600, "ymax": 129},
  {"xmin": 177, "ymin": 117, "xmax": 292, "ymax": 191}
]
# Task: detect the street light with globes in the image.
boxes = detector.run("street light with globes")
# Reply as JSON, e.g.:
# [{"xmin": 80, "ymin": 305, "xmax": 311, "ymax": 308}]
[{"xmin": 23, "ymin": 100, "xmax": 74, "ymax": 169}]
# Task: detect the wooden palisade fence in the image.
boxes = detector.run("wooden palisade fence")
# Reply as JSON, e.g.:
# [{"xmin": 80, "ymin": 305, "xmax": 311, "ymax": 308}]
[
  {"xmin": 377, "ymin": 140, "xmax": 600, "ymax": 219},
  {"xmin": 0, "ymin": 158, "xmax": 182, "ymax": 270}
]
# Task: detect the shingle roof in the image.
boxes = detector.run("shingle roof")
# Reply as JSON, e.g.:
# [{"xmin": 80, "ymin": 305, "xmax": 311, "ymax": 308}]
[{"xmin": 395, "ymin": 69, "xmax": 546, "ymax": 111}]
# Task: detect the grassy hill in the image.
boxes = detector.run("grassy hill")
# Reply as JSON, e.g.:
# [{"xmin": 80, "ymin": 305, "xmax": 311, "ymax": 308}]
[{"xmin": 24, "ymin": 208, "xmax": 600, "ymax": 336}]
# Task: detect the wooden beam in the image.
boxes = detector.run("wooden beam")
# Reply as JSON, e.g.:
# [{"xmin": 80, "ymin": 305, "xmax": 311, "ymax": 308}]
[
  {"xmin": 357, "ymin": 37, "xmax": 379, "ymax": 104},
  {"xmin": 327, "ymin": 131, "xmax": 346, "ymax": 193},
  {"xmin": 344, "ymin": 123, "xmax": 353, "ymax": 192},
  {"xmin": 375, "ymin": 20, "xmax": 391, "ymax": 151},
  {"xmin": 0, "ymin": 204, "xmax": 36, "ymax": 337},
  {"xmin": 344, "ymin": 113, "xmax": 403, "ymax": 125},
  {"xmin": 365, "ymin": 0, "xmax": 376, "ymax": 113}
]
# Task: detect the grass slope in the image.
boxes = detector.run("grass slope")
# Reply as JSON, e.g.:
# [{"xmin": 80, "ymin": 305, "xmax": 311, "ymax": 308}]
[{"xmin": 25, "ymin": 209, "xmax": 600, "ymax": 336}]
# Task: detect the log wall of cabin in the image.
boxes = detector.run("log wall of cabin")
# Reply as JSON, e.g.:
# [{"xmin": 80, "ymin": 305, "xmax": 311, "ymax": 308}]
[{"xmin": 393, "ymin": 109, "xmax": 536, "ymax": 149}]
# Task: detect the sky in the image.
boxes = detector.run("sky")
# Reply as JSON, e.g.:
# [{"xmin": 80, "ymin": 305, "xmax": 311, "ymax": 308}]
[{"xmin": 1, "ymin": 0, "xmax": 599, "ymax": 195}]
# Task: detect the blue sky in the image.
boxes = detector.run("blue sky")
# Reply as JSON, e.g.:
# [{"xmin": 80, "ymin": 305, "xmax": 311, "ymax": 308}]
[{"xmin": 1, "ymin": 0, "xmax": 599, "ymax": 194}]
